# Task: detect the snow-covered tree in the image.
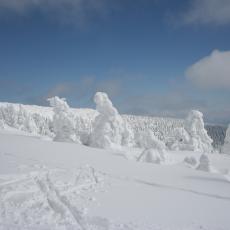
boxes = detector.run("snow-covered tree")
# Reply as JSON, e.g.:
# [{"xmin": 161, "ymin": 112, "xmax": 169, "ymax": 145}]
[
  {"xmin": 169, "ymin": 127, "xmax": 190, "ymax": 150},
  {"xmin": 136, "ymin": 130, "xmax": 166, "ymax": 164},
  {"xmin": 136, "ymin": 130, "xmax": 166, "ymax": 152},
  {"xmin": 89, "ymin": 92, "xmax": 133, "ymax": 149},
  {"xmin": 184, "ymin": 110, "xmax": 213, "ymax": 153},
  {"xmin": 3, "ymin": 104, "xmax": 18, "ymax": 128},
  {"xmin": 48, "ymin": 96, "xmax": 80, "ymax": 143},
  {"xmin": 222, "ymin": 124, "xmax": 230, "ymax": 154}
]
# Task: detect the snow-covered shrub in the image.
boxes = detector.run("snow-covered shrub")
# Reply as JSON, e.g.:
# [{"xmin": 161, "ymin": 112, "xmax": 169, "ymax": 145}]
[
  {"xmin": 1, "ymin": 104, "xmax": 18, "ymax": 128},
  {"xmin": 135, "ymin": 130, "xmax": 166, "ymax": 153},
  {"xmin": 184, "ymin": 156, "xmax": 197, "ymax": 166},
  {"xmin": 89, "ymin": 92, "xmax": 133, "ymax": 149},
  {"xmin": 32, "ymin": 113, "xmax": 53, "ymax": 137},
  {"xmin": 48, "ymin": 96, "xmax": 80, "ymax": 143},
  {"xmin": 137, "ymin": 149, "xmax": 165, "ymax": 164},
  {"xmin": 196, "ymin": 154, "xmax": 211, "ymax": 172},
  {"xmin": 184, "ymin": 110, "xmax": 213, "ymax": 153},
  {"xmin": 136, "ymin": 130, "xmax": 166, "ymax": 164},
  {"xmin": 168, "ymin": 127, "xmax": 190, "ymax": 150},
  {"xmin": 222, "ymin": 124, "xmax": 230, "ymax": 154}
]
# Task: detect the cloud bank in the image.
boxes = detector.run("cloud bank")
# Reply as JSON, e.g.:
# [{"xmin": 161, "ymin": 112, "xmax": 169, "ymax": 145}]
[
  {"xmin": 183, "ymin": 0, "xmax": 230, "ymax": 25},
  {"xmin": 186, "ymin": 50, "xmax": 230, "ymax": 90}
]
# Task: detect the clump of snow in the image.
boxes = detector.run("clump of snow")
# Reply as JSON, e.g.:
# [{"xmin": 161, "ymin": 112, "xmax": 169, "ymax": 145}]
[
  {"xmin": 222, "ymin": 124, "xmax": 230, "ymax": 154},
  {"xmin": 184, "ymin": 156, "xmax": 197, "ymax": 166},
  {"xmin": 137, "ymin": 149, "xmax": 165, "ymax": 164},
  {"xmin": 48, "ymin": 96, "xmax": 80, "ymax": 143},
  {"xmin": 89, "ymin": 92, "xmax": 133, "ymax": 149},
  {"xmin": 196, "ymin": 154, "xmax": 211, "ymax": 172}
]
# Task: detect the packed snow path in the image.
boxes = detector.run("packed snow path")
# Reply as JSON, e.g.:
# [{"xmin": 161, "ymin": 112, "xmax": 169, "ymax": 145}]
[{"xmin": 0, "ymin": 130, "xmax": 230, "ymax": 229}]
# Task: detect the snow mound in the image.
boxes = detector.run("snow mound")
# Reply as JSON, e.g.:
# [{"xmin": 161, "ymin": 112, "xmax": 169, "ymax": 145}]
[
  {"xmin": 184, "ymin": 156, "xmax": 197, "ymax": 166},
  {"xmin": 196, "ymin": 154, "xmax": 212, "ymax": 172},
  {"xmin": 137, "ymin": 149, "xmax": 165, "ymax": 164}
]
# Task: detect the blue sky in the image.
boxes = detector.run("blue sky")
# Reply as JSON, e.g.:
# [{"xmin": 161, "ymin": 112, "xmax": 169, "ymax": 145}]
[{"xmin": 0, "ymin": 0, "xmax": 230, "ymax": 124}]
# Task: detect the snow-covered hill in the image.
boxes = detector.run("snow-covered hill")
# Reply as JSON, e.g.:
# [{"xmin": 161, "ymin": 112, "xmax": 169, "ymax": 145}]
[
  {"xmin": 0, "ymin": 102, "xmax": 226, "ymax": 150},
  {"xmin": 0, "ymin": 129, "xmax": 230, "ymax": 229}
]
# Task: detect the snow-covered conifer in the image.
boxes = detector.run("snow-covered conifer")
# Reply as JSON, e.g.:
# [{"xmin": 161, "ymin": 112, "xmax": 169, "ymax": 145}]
[
  {"xmin": 222, "ymin": 124, "xmax": 230, "ymax": 154},
  {"xmin": 48, "ymin": 96, "xmax": 80, "ymax": 143},
  {"xmin": 90, "ymin": 92, "xmax": 133, "ymax": 149},
  {"xmin": 136, "ymin": 130, "xmax": 166, "ymax": 164},
  {"xmin": 136, "ymin": 130, "xmax": 166, "ymax": 153},
  {"xmin": 184, "ymin": 110, "xmax": 213, "ymax": 153},
  {"xmin": 169, "ymin": 127, "xmax": 190, "ymax": 150}
]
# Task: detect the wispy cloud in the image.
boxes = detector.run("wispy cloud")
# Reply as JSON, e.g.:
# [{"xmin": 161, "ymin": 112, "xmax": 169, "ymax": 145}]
[
  {"xmin": 186, "ymin": 50, "xmax": 230, "ymax": 90},
  {"xmin": 0, "ymin": 0, "xmax": 114, "ymax": 25},
  {"xmin": 182, "ymin": 0, "xmax": 230, "ymax": 26}
]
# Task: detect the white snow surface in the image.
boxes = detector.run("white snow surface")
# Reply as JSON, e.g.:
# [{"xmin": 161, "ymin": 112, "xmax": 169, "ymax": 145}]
[{"xmin": 0, "ymin": 129, "xmax": 230, "ymax": 229}]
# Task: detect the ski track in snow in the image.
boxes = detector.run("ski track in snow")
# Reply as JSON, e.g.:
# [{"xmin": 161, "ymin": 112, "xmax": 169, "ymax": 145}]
[
  {"xmin": 0, "ymin": 166, "xmax": 106, "ymax": 229},
  {"xmin": 1, "ymin": 164, "xmax": 228, "ymax": 230},
  {"xmin": 0, "ymin": 130, "xmax": 230, "ymax": 229}
]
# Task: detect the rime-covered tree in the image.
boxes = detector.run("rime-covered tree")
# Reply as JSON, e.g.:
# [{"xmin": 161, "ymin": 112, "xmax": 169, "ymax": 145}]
[
  {"xmin": 222, "ymin": 124, "xmax": 230, "ymax": 154},
  {"xmin": 136, "ymin": 130, "xmax": 166, "ymax": 164},
  {"xmin": 48, "ymin": 96, "xmax": 80, "ymax": 143},
  {"xmin": 169, "ymin": 127, "xmax": 190, "ymax": 150},
  {"xmin": 184, "ymin": 110, "xmax": 213, "ymax": 153},
  {"xmin": 90, "ymin": 92, "xmax": 133, "ymax": 149}
]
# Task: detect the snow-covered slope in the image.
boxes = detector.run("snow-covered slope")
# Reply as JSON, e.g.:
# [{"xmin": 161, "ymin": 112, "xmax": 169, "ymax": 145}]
[
  {"xmin": 0, "ymin": 130, "xmax": 230, "ymax": 229},
  {"xmin": 0, "ymin": 102, "xmax": 226, "ymax": 150}
]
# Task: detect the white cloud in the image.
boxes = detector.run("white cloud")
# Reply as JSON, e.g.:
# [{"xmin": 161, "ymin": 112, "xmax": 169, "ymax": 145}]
[
  {"xmin": 183, "ymin": 0, "xmax": 230, "ymax": 25},
  {"xmin": 0, "ymin": 0, "xmax": 110, "ymax": 25},
  {"xmin": 186, "ymin": 50, "xmax": 230, "ymax": 89}
]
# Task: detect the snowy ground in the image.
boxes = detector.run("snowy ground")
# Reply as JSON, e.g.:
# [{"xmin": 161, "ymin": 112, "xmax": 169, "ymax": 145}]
[{"xmin": 0, "ymin": 129, "xmax": 230, "ymax": 230}]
